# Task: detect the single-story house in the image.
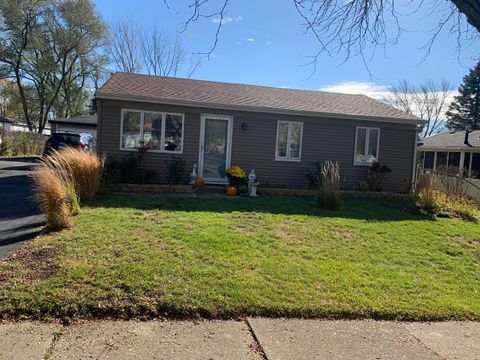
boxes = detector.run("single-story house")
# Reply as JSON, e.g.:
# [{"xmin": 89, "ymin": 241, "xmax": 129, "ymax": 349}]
[
  {"xmin": 0, "ymin": 115, "xmax": 50, "ymax": 134},
  {"xmin": 418, "ymin": 130, "xmax": 480, "ymax": 179},
  {"xmin": 95, "ymin": 73, "xmax": 424, "ymax": 192},
  {"xmin": 49, "ymin": 115, "xmax": 97, "ymax": 138}
]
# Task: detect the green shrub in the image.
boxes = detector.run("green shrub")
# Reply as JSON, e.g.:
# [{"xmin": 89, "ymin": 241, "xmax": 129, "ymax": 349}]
[
  {"xmin": 65, "ymin": 184, "xmax": 81, "ymax": 216},
  {"xmin": 305, "ymin": 161, "xmax": 322, "ymax": 189},
  {"xmin": 358, "ymin": 181, "xmax": 369, "ymax": 191},
  {"xmin": 3, "ymin": 131, "xmax": 45, "ymax": 156},
  {"xmin": 317, "ymin": 160, "xmax": 342, "ymax": 211},
  {"xmin": 167, "ymin": 157, "xmax": 186, "ymax": 184},
  {"xmin": 434, "ymin": 191, "xmax": 480, "ymax": 221},
  {"xmin": 0, "ymin": 139, "xmax": 13, "ymax": 156},
  {"xmin": 367, "ymin": 162, "xmax": 392, "ymax": 191}
]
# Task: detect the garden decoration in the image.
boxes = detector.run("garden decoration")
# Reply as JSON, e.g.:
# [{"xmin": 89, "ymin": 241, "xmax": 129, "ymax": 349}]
[
  {"xmin": 195, "ymin": 177, "xmax": 205, "ymax": 187},
  {"xmin": 225, "ymin": 165, "xmax": 247, "ymax": 195},
  {"xmin": 190, "ymin": 164, "xmax": 198, "ymax": 187},
  {"xmin": 248, "ymin": 170, "xmax": 259, "ymax": 197},
  {"xmin": 226, "ymin": 186, "xmax": 238, "ymax": 196}
]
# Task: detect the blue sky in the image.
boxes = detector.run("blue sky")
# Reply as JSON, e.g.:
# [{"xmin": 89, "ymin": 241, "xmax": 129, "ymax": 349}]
[{"xmin": 94, "ymin": 0, "xmax": 478, "ymax": 96}]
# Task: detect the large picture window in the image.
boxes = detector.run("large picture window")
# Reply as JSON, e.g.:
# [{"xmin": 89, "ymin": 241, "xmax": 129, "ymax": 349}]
[
  {"xmin": 275, "ymin": 121, "xmax": 303, "ymax": 161},
  {"xmin": 354, "ymin": 127, "xmax": 380, "ymax": 165},
  {"xmin": 121, "ymin": 110, "xmax": 184, "ymax": 153}
]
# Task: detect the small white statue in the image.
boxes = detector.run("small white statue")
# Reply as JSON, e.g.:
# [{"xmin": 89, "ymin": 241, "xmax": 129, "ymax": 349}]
[
  {"xmin": 248, "ymin": 170, "xmax": 259, "ymax": 197},
  {"xmin": 190, "ymin": 164, "xmax": 198, "ymax": 186}
]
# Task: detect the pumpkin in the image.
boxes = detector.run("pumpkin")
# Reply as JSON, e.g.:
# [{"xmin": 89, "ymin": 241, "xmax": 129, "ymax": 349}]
[
  {"xmin": 226, "ymin": 186, "xmax": 237, "ymax": 196},
  {"xmin": 195, "ymin": 177, "xmax": 205, "ymax": 187}
]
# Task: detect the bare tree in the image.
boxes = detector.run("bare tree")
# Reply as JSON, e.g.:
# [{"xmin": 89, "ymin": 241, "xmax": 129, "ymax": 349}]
[
  {"xmin": 165, "ymin": 1, "xmax": 479, "ymax": 73},
  {"xmin": 141, "ymin": 26, "xmax": 185, "ymax": 76},
  {"xmin": 108, "ymin": 21, "xmax": 143, "ymax": 73},
  {"xmin": 388, "ymin": 79, "xmax": 454, "ymax": 137},
  {"xmin": 108, "ymin": 21, "xmax": 201, "ymax": 78}
]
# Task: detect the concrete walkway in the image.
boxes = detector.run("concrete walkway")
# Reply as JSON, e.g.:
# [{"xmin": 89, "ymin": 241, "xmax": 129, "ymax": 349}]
[{"xmin": 1, "ymin": 319, "xmax": 479, "ymax": 360}]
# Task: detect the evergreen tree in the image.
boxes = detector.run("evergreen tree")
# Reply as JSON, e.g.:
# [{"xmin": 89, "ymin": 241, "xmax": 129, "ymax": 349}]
[{"xmin": 446, "ymin": 62, "xmax": 480, "ymax": 132}]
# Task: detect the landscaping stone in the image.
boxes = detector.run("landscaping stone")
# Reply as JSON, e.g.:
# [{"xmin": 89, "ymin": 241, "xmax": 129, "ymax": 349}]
[
  {"xmin": 405, "ymin": 321, "xmax": 480, "ymax": 360},
  {"xmin": 247, "ymin": 318, "xmax": 440, "ymax": 360},
  {"xmin": 0, "ymin": 322, "xmax": 61, "ymax": 360},
  {"xmin": 50, "ymin": 320, "xmax": 263, "ymax": 360}
]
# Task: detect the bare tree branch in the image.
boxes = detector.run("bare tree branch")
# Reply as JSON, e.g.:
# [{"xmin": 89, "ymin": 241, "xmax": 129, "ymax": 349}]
[
  {"xmin": 387, "ymin": 79, "xmax": 455, "ymax": 137},
  {"xmin": 166, "ymin": 0, "xmax": 480, "ymax": 74}
]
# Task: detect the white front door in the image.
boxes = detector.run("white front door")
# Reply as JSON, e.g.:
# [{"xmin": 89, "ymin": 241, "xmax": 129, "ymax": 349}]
[{"xmin": 199, "ymin": 114, "xmax": 233, "ymax": 183}]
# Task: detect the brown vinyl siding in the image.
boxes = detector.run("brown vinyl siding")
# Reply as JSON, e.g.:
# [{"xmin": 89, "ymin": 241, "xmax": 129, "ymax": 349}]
[{"xmin": 98, "ymin": 99, "xmax": 417, "ymax": 192}]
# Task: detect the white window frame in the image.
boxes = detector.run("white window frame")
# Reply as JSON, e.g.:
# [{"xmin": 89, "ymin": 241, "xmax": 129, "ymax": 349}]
[
  {"xmin": 120, "ymin": 109, "xmax": 184, "ymax": 154},
  {"xmin": 354, "ymin": 126, "xmax": 380, "ymax": 166},
  {"xmin": 275, "ymin": 120, "xmax": 303, "ymax": 162}
]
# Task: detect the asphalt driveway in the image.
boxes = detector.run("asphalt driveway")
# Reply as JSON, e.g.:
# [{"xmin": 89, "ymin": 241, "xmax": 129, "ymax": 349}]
[{"xmin": 0, "ymin": 157, "xmax": 44, "ymax": 259}]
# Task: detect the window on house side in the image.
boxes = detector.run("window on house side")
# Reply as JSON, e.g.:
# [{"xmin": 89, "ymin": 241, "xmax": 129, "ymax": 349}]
[
  {"xmin": 354, "ymin": 127, "xmax": 380, "ymax": 165},
  {"xmin": 275, "ymin": 121, "xmax": 303, "ymax": 161},
  {"xmin": 121, "ymin": 110, "xmax": 184, "ymax": 153}
]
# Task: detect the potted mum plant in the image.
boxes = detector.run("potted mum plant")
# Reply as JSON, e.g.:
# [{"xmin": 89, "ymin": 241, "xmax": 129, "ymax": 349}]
[{"xmin": 225, "ymin": 165, "xmax": 247, "ymax": 195}]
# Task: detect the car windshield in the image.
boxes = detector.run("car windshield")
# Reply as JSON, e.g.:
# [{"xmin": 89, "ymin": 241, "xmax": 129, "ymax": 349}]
[{"xmin": 49, "ymin": 134, "xmax": 81, "ymax": 143}]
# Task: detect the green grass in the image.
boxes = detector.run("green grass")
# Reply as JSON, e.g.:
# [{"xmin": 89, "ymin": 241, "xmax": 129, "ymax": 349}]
[{"xmin": 1, "ymin": 195, "xmax": 479, "ymax": 321}]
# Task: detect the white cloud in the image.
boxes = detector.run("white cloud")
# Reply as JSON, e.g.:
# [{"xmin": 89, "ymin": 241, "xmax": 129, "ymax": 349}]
[
  {"xmin": 320, "ymin": 81, "xmax": 390, "ymax": 100},
  {"xmin": 246, "ymin": 38, "xmax": 255, "ymax": 42},
  {"xmin": 265, "ymin": 41, "xmax": 272, "ymax": 46},
  {"xmin": 212, "ymin": 16, "xmax": 243, "ymax": 24}
]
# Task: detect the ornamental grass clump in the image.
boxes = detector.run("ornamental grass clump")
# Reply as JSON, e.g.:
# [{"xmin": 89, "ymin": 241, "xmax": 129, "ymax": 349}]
[
  {"xmin": 31, "ymin": 149, "xmax": 102, "ymax": 230},
  {"xmin": 30, "ymin": 165, "xmax": 73, "ymax": 231},
  {"xmin": 317, "ymin": 160, "xmax": 341, "ymax": 210},
  {"xmin": 44, "ymin": 148, "xmax": 103, "ymax": 202},
  {"xmin": 416, "ymin": 174, "xmax": 436, "ymax": 211}
]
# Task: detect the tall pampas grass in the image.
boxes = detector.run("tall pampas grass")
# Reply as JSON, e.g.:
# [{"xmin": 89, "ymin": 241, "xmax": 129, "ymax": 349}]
[{"xmin": 43, "ymin": 148, "xmax": 103, "ymax": 202}]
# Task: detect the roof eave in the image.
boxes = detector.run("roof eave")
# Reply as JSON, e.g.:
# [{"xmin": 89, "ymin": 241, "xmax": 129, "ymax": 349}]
[{"xmin": 95, "ymin": 92, "xmax": 425, "ymax": 126}]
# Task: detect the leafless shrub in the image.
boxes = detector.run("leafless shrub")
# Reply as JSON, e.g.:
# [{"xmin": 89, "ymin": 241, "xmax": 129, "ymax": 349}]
[{"xmin": 436, "ymin": 165, "xmax": 469, "ymax": 197}]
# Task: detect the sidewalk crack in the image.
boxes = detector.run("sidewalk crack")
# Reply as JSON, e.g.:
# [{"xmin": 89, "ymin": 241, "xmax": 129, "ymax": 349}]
[
  {"xmin": 245, "ymin": 318, "xmax": 268, "ymax": 360},
  {"xmin": 43, "ymin": 326, "xmax": 64, "ymax": 360}
]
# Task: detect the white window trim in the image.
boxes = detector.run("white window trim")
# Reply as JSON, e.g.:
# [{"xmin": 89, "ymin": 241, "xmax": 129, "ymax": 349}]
[
  {"xmin": 120, "ymin": 109, "xmax": 184, "ymax": 154},
  {"xmin": 275, "ymin": 120, "xmax": 303, "ymax": 162},
  {"xmin": 354, "ymin": 126, "xmax": 380, "ymax": 166}
]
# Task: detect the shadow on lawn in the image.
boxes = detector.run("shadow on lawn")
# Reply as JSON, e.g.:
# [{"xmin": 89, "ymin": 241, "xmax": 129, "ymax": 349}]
[{"xmin": 90, "ymin": 193, "xmax": 432, "ymax": 222}]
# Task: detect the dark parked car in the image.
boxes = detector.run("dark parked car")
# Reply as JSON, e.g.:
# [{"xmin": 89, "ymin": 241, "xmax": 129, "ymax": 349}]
[{"xmin": 43, "ymin": 132, "xmax": 96, "ymax": 156}]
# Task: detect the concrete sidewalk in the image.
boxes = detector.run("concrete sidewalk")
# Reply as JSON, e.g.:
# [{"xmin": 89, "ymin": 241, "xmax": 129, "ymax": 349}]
[{"xmin": 0, "ymin": 319, "xmax": 478, "ymax": 360}]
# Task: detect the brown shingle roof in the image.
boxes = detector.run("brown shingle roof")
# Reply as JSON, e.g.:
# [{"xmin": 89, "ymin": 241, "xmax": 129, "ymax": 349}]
[
  {"xmin": 96, "ymin": 72, "xmax": 422, "ymax": 123},
  {"xmin": 419, "ymin": 130, "xmax": 480, "ymax": 149}
]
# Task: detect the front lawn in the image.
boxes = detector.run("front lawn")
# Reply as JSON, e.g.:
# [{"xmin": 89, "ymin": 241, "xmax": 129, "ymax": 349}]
[{"xmin": 0, "ymin": 195, "xmax": 479, "ymax": 321}]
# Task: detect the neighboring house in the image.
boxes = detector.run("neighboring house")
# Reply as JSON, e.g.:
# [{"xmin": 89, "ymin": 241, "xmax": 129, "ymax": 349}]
[
  {"xmin": 49, "ymin": 115, "xmax": 97, "ymax": 139},
  {"xmin": 418, "ymin": 130, "xmax": 480, "ymax": 179},
  {"xmin": 0, "ymin": 115, "xmax": 50, "ymax": 134},
  {"xmin": 95, "ymin": 73, "xmax": 424, "ymax": 192}
]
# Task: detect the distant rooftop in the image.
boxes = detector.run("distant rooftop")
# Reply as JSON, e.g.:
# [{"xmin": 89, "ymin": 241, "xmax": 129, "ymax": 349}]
[
  {"xmin": 419, "ymin": 130, "xmax": 480, "ymax": 150},
  {"xmin": 49, "ymin": 114, "xmax": 97, "ymax": 126}
]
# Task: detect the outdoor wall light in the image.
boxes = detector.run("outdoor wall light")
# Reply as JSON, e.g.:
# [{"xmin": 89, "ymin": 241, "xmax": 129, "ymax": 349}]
[{"xmin": 241, "ymin": 122, "xmax": 248, "ymax": 131}]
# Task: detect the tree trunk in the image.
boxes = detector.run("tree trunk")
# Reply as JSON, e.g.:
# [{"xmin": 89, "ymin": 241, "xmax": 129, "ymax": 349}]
[
  {"xmin": 14, "ymin": 69, "xmax": 33, "ymax": 131},
  {"xmin": 451, "ymin": 0, "xmax": 480, "ymax": 32}
]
